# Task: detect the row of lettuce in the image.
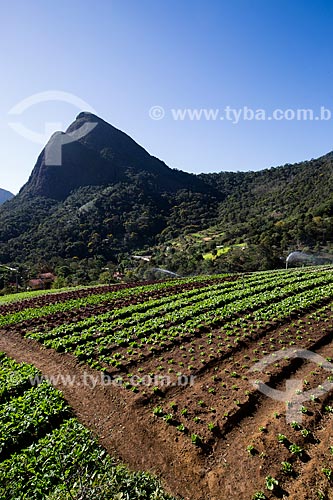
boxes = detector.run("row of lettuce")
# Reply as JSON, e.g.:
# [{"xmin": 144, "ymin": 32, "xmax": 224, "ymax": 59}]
[
  {"xmin": 0, "ymin": 274, "xmax": 231, "ymax": 326},
  {"xmin": 25, "ymin": 268, "xmax": 333, "ymax": 373},
  {"xmin": 0, "ymin": 268, "xmax": 323, "ymax": 327},
  {"xmin": 0, "ymin": 352, "xmax": 176, "ymax": 499}
]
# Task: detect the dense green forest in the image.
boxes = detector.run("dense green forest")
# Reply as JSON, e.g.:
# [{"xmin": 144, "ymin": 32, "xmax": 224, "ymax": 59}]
[{"xmin": 0, "ymin": 113, "xmax": 332, "ymax": 289}]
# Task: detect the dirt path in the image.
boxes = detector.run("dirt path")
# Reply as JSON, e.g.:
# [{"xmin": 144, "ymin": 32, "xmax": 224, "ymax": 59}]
[{"xmin": 0, "ymin": 329, "xmax": 207, "ymax": 500}]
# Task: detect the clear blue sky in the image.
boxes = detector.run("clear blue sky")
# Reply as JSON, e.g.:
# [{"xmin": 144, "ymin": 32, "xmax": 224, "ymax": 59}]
[{"xmin": 1, "ymin": 0, "xmax": 332, "ymax": 193}]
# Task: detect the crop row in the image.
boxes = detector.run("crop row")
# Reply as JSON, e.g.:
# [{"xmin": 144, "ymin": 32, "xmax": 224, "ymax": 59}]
[
  {"xmin": 28, "ymin": 269, "xmax": 292, "ymax": 341},
  {"xmin": 0, "ymin": 273, "xmax": 233, "ymax": 314},
  {"xmin": 0, "ymin": 352, "xmax": 40, "ymax": 403},
  {"xmin": 35, "ymin": 271, "xmax": 325, "ymax": 355},
  {"xmin": 0, "ymin": 268, "xmax": 320, "ymax": 327},
  {"xmin": 0, "ymin": 417, "xmax": 175, "ymax": 500},
  {"xmin": 0, "ymin": 274, "xmax": 232, "ymax": 327},
  {"xmin": 0, "ymin": 353, "xmax": 176, "ymax": 499},
  {"xmin": 246, "ymin": 345, "xmax": 333, "ymax": 498},
  {"xmin": 0, "ymin": 268, "xmax": 296, "ymax": 311},
  {"xmin": 0, "ymin": 381, "xmax": 71, "ymax": 460},
  {"xmin": 0, "ymin": 279, "xmax": 195, "ymax": 312},
  {"xmin": 31, "ymin": 272, "xmax": 333, "ymax": 372},
  {"xmin": 96, "ymin": 284, "xmax": 333, "ymax": 384}
]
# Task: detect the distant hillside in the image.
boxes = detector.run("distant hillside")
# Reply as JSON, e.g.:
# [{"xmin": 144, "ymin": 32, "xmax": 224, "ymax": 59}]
[
  {"xmin": 0, "ymin": 112, "xmax": 332, "ymax": 279},
  {"xmin": 200, "ymin": 151, "xmax": 333, "ymax": 250},
  {"xmin": 152, "ymin": 152, "xmax": 333, "ymax": 275},
  {"xmin": 0, "ymin": 188, "xmax": 14, "ymax": 205}
]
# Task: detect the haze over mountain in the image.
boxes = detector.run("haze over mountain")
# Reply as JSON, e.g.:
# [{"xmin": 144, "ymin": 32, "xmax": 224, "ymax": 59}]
[
  {"xmin": 0, "ymin": 188, "xmax": 14, "ymax": 205},
  {"xmin": 0, "ymin": 112, "xmax": 332, "ymax": 278}
]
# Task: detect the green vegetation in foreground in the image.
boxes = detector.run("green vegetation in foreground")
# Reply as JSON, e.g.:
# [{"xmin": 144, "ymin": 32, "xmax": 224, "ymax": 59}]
[
  {"xmin": 0, "ymin": 419, "xmax": 176, "ymax": 500},
  {"xmin": 0, "ymin": 353, "xmax": 177, "ymax": 500}
]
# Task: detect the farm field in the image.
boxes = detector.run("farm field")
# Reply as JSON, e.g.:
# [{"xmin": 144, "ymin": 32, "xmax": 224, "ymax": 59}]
[{"xmin": 1, "ymin": 267, "xmax": 333, "ymax": 499}]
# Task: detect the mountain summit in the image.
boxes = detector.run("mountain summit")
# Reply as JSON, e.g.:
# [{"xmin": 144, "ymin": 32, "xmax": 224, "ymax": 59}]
[
  {"xmin": 20, "ymin": 112, "xmax": 212, "ymax": 201},
  {"xmin": 0, "ymin": 113, "xmax": 220, "ymax": 266}
]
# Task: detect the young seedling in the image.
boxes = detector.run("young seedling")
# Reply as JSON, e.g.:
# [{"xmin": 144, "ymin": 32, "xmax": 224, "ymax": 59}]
[
  {"xmin": 301, "ymin": 428, "xmax": 311, "ymax": 438},
  {"xmin": 281, "ymin": 461, "xmax": 294, "ymax": 474},
  {"xmin": 164, "ymin": 413, "xmax": 174, "ymax": 424},
  {"xmin": 277, "ymin": 434, "xmax": 288, "ymax": 444},
  {"xmin": 289, "ymin": 443, "xmax": 303, "ymax": 456},
  {"xmin": 265, "ymin": 475, "xmax": 279, "ymax": 491},
  {"xmin": 152, "ymin": 406, "xmax": 164, "ymax": 417},
  {"xmin": 191, "ymin": 434, "xmax": 202, "ymax": 446},
  {"xmin": 252, "ymin": 492, "xmax": 266, "ymax": 500},
  {"xmin": 207, "ymin": 422, "xmax": 218, "ymax": 432},
  {"xmin": 322, "ymin": 468, "xmax": 333, "ymax": 481},
  {"xmin": 247, "ymin": 445, "xmax": 257, "ymax": 456},
  {"xmin": 152, "ymin": 386, "xmax": 162, "ymax": 396}
]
